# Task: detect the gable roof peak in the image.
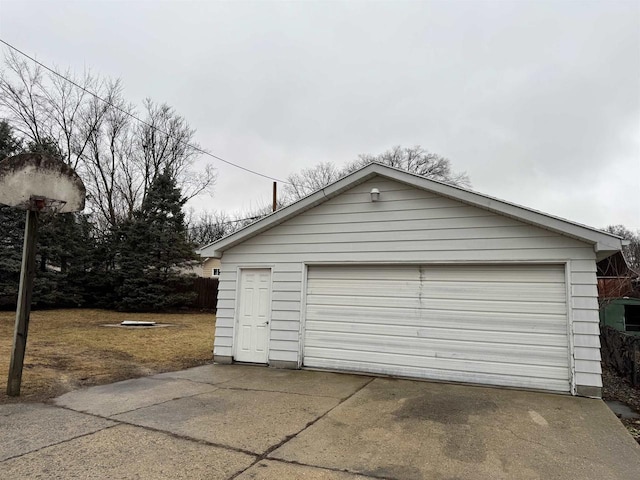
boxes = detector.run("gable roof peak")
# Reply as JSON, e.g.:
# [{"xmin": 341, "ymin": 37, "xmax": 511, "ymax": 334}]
[{"xmin": 199, "ymin": 162, "xmax": 624, "ymax": 260}]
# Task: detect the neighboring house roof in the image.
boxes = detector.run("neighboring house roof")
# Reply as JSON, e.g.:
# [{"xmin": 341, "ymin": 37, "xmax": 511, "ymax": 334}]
[{"xmin": 199, "ymin": 162, "xmax": 625, "ymax": 261}]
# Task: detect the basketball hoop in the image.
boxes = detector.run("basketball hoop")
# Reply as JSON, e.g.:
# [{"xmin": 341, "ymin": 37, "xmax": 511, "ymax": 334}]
[
  {"xmin": 0, "ymin": 153, "xmax": 85, "ymax": 213},
  {"xmin": 25, "ymin": 196, "xmax": 68, "ymax": 213},
  {"xmin": 1, "ymin": 153, "xmax": 86, "ymax": 396}
]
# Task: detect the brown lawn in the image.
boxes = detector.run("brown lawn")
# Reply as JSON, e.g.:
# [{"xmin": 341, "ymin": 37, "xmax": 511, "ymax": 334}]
[{"xmin": 0, "ymin": 309, "xmax": 215, "ymax": 403}]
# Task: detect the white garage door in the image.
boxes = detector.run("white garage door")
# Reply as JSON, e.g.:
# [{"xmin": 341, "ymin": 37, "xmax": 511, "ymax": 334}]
[{"xmin": 304, "ymin": 264, "xmax": 570, "ymax": 392}]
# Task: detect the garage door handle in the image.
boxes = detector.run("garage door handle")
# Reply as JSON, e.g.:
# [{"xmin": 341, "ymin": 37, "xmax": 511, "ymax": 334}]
[{"xmin": 261, "ymin": 321, "xmax": 269, "ymax": 325}]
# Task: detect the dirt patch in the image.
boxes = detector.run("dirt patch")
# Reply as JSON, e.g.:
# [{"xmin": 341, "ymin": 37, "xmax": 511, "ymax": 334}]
[
  {"xmin": 0, "ymin": 309, "xmax": 215, "ymax": 403},
  {"xmin": 602, "ymin": 366, "xmax": 640, "ymax": 444}
]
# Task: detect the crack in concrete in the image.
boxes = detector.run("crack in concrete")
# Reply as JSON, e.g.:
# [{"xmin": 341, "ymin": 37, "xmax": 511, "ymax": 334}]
[
  {"xmin": 0, "ymin": 423, "xmax": 119, "ymax": 463},
  {"xmin": 55, "ymin": 385, "xmax": 220, "ymax": 418},
  {"xmin": 216, "ymin": 385, "xmax": 349, "ymax": 399},
  {"xmin": 145, "ymin": 370, "xmax": 250, "ymax": 388},
  {"xmin": 110, "ymin": 417, "xmax": 260, "ymax": 457},
  {"xmin": 53, "ymin": 403, "xmax": 260, "ymax": 458},
  {"xmin": 225, "ymin": 376, "xmax": 377, "ymax": 480},
  {"xmin": 266, "ymin": 457, "xmax": 399, "ymax": 480},
  {"xmin": 146, "ymin": 369, "xmax": 362, "ymax": 403},
  {"xmin": 107, "ymin": 387, "xmax": 221, "ymax": 416}
]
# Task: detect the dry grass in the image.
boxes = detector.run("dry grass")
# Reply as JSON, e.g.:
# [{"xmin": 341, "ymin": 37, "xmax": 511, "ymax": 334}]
[{"xmin": 0, "ymin": 309, "xmax": 215, "ymax": 403}]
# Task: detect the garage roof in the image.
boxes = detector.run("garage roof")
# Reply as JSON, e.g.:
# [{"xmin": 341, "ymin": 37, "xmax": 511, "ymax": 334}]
[{"xmin": 199, "ymin": 163, "xmax": 625, "ymax": 260}]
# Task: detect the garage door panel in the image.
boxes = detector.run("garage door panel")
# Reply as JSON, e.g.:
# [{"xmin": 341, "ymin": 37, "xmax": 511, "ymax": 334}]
[
  {"xmin": 421, "ymin": 265, "xmax": 566, "ymax": 282},
  {"xmin": 309, "ymin": 279, "xmax": 565, "ymax": 302},
  {"xmin": 304, "ymin": 264, "xmax": 570, "ymax": 392},
  {"xmin": 305, "ymin": 320, "xmax": 569, "ymax": 347},
  {"xmin": 421, "ymin": 281, "xmax": 566, "ymax": 302},
  {"xmin": 308, "ymin": 294, "xmax": 423, "ymax": 310},
  {"xmin": 304, "ymin": 347, "xmax": 569, "ymax": 381},
  {"xmin": 306, "ymin": 305, "xmax": 567, "ymax": 335},
  {"xmin": 308, "ymin": 265, "xmax": 420, "ymax": 281},
  {"xmin": 308, "ymin": 265, "xmax": 565, "ymax": 286},
  {"xmin": 305, "ymin": 332, "xmax": 568, "ymax": 367},
  {"xmin": 306, "ymin": 306, "xmax": 568, "ymax": 334},
  {"xmin": 306, "ymin": 357, "xmax": 570, "ymax": 392},
  {"xmin": 307, "ymin": 279, "xmax": 421, "ymax": 298},
  {"xmin": 308, "ymin": 295, "xmax": 567, "ymax": 315}
]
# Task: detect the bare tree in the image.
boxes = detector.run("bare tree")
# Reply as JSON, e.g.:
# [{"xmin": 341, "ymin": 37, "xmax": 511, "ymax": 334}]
[
  {"xmin": 0, "ymin": 50, "xmax": 216, "ymax": 231},
  {"xmin": 80, "ymin": 85, "xmax": 134, "ymax": 228},
  {"xmin": 345, "ymin": 145, "xmax": 470, "ymax": 187},
  {"xmin": 282, "ymin": 145, "xmax": 470, "ymax": 203},
  {"xmin": 134, "ymin": 99, "xmax": 215, "ymax": 203},
  {"xmin": 0, "ymin": 50, "xmax": 48, "ymax": 146},
  {"xmin": 81, "ymin": 97, "xmax": 217, "ymax": 229},
  {"xmin": 0, "ymin": 49, "xmax": 109, "ymax": 169},
  {"xmin": 282, "ymin": 162, "xmax": 342, "ymax": 202},
  {"xmin": 605, "ymin": 225, "xmax": 640, "ymax": 270},
  {"xmin": 186, "ymin": 210, "xmax": 233, "ymax": 247},
  {"xmin": 188, "ymin": 198, "xmax": 287, "ymax": 248}
]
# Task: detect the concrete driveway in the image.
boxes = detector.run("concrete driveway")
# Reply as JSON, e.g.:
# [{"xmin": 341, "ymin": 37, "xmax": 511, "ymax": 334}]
[{"xmin": 1, "ymin": 365, "xmax": 639, "ymax": 480}]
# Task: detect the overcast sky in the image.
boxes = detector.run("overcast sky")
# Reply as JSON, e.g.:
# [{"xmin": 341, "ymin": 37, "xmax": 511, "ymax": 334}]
[{"xmin": 1, "ymin": 0, "xmax": 638, "ymax": 230}]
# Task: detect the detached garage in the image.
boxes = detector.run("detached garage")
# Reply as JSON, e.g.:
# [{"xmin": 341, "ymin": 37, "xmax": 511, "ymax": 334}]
[{"xmin": 199, "ymin": 163, "xmax": 624, "ymax": 397}]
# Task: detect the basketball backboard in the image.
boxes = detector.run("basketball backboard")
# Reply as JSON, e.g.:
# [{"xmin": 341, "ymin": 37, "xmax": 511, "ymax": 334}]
[{"xmin": 0, "ymin": 153, "xmax": 85, "ymax": 213}]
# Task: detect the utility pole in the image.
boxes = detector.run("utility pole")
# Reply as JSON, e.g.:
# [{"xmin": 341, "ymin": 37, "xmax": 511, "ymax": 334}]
[{"xmin": 272, "ymin": 182, "xmax": 277, "ymax": 212}]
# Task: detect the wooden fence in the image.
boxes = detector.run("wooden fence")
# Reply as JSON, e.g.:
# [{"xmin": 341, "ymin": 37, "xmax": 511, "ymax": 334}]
[
  {"xmin": 182, "ymin": 277, "xmax": 218, "ymax": 310},
  {"xmin": 600, "ymin": 325, "xmax": 640, "ymax": 386}
]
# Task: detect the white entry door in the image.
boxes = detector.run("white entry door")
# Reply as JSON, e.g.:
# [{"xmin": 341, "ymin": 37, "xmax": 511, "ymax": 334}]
[{"xmin": 235, "ymin": 269, "xmax": 271, "ymax": 363}]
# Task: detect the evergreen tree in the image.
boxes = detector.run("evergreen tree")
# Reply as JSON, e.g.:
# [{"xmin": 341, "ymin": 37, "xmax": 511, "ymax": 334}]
[
  {"xmin": 115, "ymin": 170, "xmax": 197, "ymax": 311},
  {"xmin": 32, "ymin": 212, "xmax": 99, "ymax": 308},
  {"xmin": 0, "ymin": 121, "xmax": 24, "ymax": 309},
  {"xmin": 0, "ymin": 205, "xmax": 24, "ymax": 309},
  {"xmin": 0, "ymin": 123, "xmax": 100, "ymax": 309},
  {"xmin": 0, "ymin": 121, "xmax": 22, "ymax": 159}
]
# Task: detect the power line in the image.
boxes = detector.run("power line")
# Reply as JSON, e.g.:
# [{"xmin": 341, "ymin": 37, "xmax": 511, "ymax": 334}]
[{"xmin": 0, "ymin": 38, "xmax": 290, "ymax": 184}]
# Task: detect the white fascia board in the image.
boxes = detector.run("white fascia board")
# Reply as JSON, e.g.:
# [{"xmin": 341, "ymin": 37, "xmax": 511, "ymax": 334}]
[{"xmin": 199, "ymin": 163, "xmax": 624, "ymax": 258}]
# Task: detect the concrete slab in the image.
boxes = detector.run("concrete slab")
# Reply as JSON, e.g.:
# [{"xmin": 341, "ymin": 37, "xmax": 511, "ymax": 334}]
[
  {"xmin": 606, "ymin": 400, "xmax": 640, "ymax": 419},
  {"xmin": 54, "ymin": 376, "xmax": 218, "ymax": 416},
  {"xmin": 0, "ymin": 424, "xmax": 255, "ymax": 479},
  {"xmin": 5, "ymin": 367, "xmax": 639, "ymax": 479},
  {"xmin": 270, "ymin": 378, "xmax": 640, "ymax": 480},
  {"xmin": 0, "ymin": 403, "xmax": 115, "ymax": 461},
  {"xmin": 151, "ymin": 363, "xmax": 265, "ymax": 385},
  {"xmin": 236, "ymin": 460, "xmax": 375, "ymax": 479},
  {"xmin": 218, "ymin": 366, "xmax": 373, "ymax": 399},
  {"xmin": 113, "ymin": 388, "xmax": 338, "ymax": 454}
]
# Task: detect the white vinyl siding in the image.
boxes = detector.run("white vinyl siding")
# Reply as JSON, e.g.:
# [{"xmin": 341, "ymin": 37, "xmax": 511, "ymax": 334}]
[
  {"xmin": 304, "ymin": 264, "xmax": 570, "ymax": 392},
  {"xmin": 214, "ymin": 176, "xmax": 601, "ymax": 391}
]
